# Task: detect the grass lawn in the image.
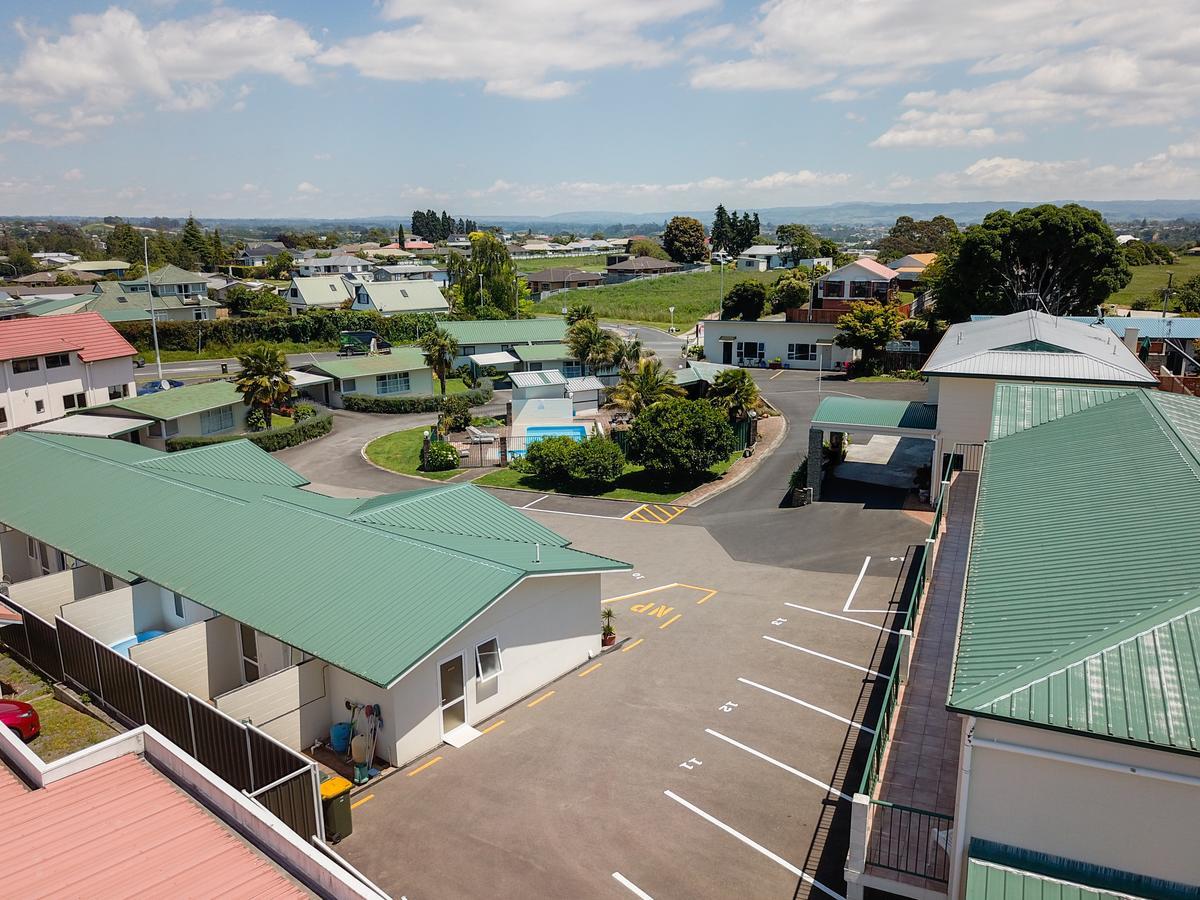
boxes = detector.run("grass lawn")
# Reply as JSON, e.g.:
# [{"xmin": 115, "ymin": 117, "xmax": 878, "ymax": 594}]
[
  {"xmin": 444, "ymin": 377, "xmax": 469, "ymax": 395},
  {"xmin": 364, "ymin": 427, "xmax": 462, "ymax": 481},
  {"xmin": 531, "ymin": 267, "xmax": 777, "ymax": 329},
  {"xmin": 136, "ymin": 340, "xmax": 339, "ymax": 363},
  {"xmin": 518, "ymin": 254, "xmax": 609, "ymax": 274},
  {"xmin": 271, "ymin": 413, "xmax": 294, "ymax": 428},
  {"xmin": 0, "ymin": 651, "xmax": 117, "ymax": 763},
  {"xmin": 1108, "ymin": 255, "xmax": 1200, "ymax": 308},
  {"xmin": 474, "ymin": 450, "xmax": 742, "ymax": 503}
]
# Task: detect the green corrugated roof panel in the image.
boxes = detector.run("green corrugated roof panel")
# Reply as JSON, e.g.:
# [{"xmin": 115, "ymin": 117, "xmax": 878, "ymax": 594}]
[
  {"xmin": 811, "ymin": 396, "xmax": 937, "ymax": 430},
  {"xmin": 441, "ymin": 318, "xmax": 567, "ymax": 345},
  {"xmin": 136, "ymin": 440, "xmax": 308, "ymax": 487},
  {"xmin": 512, "ymin": 343, "xmax": 572, "ymax": 363},
  {"xmin": 351, "ymin": 484, "xmax": 569, "ymax": 546},
  {"xmin": 0, "ymin": 433, "xmax": 628, "ymax": 687},
  {"xmin": 967, "ymin": 859, "xmax": 1131, "ymax": 900},
  {"xmin": 1147, "ymin": 390, "xmax": 1200, "ymax": 460},
  {"xmin": 990, "ymin": 383, "xmax": 1136, "ymax": 439},
  {"xmin": 101, "ymin": 380, "xmax": 241, "ymax": 420},
  {"xmin": 307, "ymin": 347, "xmax": 428, "ymax": 380},
  {"xmin": 952, "ymin": 386, "xmax": 1200, "ymax": 752}
]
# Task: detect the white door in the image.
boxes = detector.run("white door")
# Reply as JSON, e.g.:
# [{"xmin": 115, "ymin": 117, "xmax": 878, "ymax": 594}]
[{"xmin": 439, "ymin": 655, "xmax": 466, "ymax": 736}]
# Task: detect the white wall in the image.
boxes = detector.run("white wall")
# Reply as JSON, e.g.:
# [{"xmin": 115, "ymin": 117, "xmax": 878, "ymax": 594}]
[
  {"xmin": 1, "ymin": 354, "xmax": 135, "ymax": 431},
  {"xmin": 328, "ymin": 366, "xmax": 434, "ymax": 408},
  {"xmin": 931, "ymin": 376, "xmax": 997, "ymax": 453},
  {"xmin": 60, "ymin": 587, "xmax": 135, "ymax": 644},
  {"xmin": 702, "ymin": 321, "xmax": 854, "ymax": 370},
  {"xmin": 512, "ymin": 396, "xmax": 573, "ymax": 423},
  {"xmin": 957, "ymin": 717, "xmax": 1200, "ymax": 892},
  {"xmin": 0, "ymin": 529, "xmax": 35, "ymax": 583},
  {"xmin": 6, "ymin": 569, "xmax": 77, "ymax": 621},
  {"xmin": 129, "ymin": 619, "xmax": 213, "ymax": 699},
  {"xmin": 205, "ymin": 615, "xmax": 243, "ymax": 698},
  {"xmin": 215, "ymin": 658, "xmax": 330, "ymax": 749}
]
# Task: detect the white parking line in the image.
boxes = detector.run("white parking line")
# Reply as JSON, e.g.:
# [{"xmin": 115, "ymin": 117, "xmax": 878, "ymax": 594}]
[
  {"xmin": 523, "ymin": 507, "xmax": 629, "ymax": 520},
  {"xmin": 762, "ymin": 635, "xmax": 885, "ymax": 677},
  {"xmin": 705, "ymin": 728, "xmax": 850, "ymax": 801},
  {"xmin": 841, "ymin": 555, "xmax": 894, "ymax": 613},
  {"xmin": 737, "ymin": 677, "xmax": 874, "ymax": 733},
  {"xmin": 612, "ymin": 872, "xmax": 654, "ymax": 899},
  {"xmin": 784, "ymin": 603, "xmax": 900, "ymax": 634},
  {"xmin": 663, "ymin": 790, "xmax": 846, "ymax": 900},
  {"xmin": 521, "ymin": 495, "xmax": 547, "ymax": 509}
]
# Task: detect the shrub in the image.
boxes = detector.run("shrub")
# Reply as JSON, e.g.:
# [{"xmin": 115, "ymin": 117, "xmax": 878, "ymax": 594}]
[
  {"xmin": 506, "ymin": 454, "xmax": 532, "ymax": 473},
  {"xmin": 626, "ymin": 398, "xmax": 735, "ymax": 481},
  {"xmin": 424, "ymin": 441, "xmax": 460, "ymax": 472},
  {"xmin": 166, "ymin": 411, "xmax": 333, "ymax": 452},
  {"xmin": 245, "ymin": 408, "xmax": 268, "ymax": 432},
  {"xmin": 570, "ymin": 436, "xmax": 625, "ymax": 486},
  {"xmin": 439, "ymin": 395, "xmax": 473, "ymax": 432},
  {"xmin": 340, "ymin": 383, "xmax": 492, "ymax": 414},
  {"xmin": 525, "ymin": 435, "xmax": 577, "ymax": 482},
  {"xmin": 293, "ymin": 403, "xmax": 317, "ymax": 422}
]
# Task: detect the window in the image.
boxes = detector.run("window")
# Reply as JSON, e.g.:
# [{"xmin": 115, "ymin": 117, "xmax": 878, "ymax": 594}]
[
  {"xmin": 339, "ymin": 378, "xmax": 357, "ymax": 394},
  {"xmin": 736, "ymin": 341, "xmax": 765, "ymax": 361},
  {"xmin": 787, "ymin": 343, "xmax": 817, "ymax": 362},
  {"xmin": 461, "ymin": 345, "xmax": 476, "ymax": 356},
  {"xmin": 12, "ymin": 357, "xmax": 38, "ymax": 374},
  {"xmin": 173, "ymin": 593, "xmax": 185, "ymax": 619},
  {"xmin": 34, "ymin": 400, "xmax": 45, "ymax": 414},
  {"xmin": 0, "ymin": 407, "xmax": 7, "ymax": 426},
  {"xmin": 109, "ymin": 384, "xmax": 129, "ymax": 400},
  {"xmin": 163, "ymin": 419, "xmax": 179, "ymax": 438},
  {"xmin": 821, "ymin": 280, "xmax": 845, "ymax": 298},
  {"xmin": 62, "ymin": 393, "xmax": 87, "ymax": 410},
  {"xmin": 200, "ymin": 405, "xmax": 234, "ymax": 435},
  {"xmin": 239, "ymin": 623, "xmax": 259, "ymax": 683},
  {"xmin": 376, "ymin": 372, "xmax": 410, "ymax": 395},
  {"xmin": 45, "ymin": 353, "xmax": 70, "ymax": 369},
  {"xmin": 475, "ymin": 637, "xmax": 503, "ymax": 682},
  {"xmin": 193, "ymin": 310, "xmax": 205, "ymax": 321}
]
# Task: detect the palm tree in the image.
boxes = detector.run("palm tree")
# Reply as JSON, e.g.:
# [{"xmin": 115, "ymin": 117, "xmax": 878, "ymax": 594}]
[
  {"xmin": 420, "ymin": 327, "xmax": 460, "ymax": 395},
  {"xmin": 708, "ymin": 368, "xmax": 760, "ymax": 420},
  {"xmin": 566, "ymin": 320, "xmax": 617, "ymax": 375},
  {"xmin": 611, "ymin": 337, "xmax": 644, "ymax": 371},
  {"xmin": 566, "ymin": 302, "xmax": 596, "ymax": 326},
  {"xmin": 610, "ymin": 358, "xmax": 684, "ymax": 416},
  {"xmin": 235, "ymin": 345, "xmax": 294, "ymax": 428}
]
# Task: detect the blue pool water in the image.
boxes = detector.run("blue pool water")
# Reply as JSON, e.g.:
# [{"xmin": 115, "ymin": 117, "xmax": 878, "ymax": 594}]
[
  {"xmin": 525, "ymin": 425, "xmax": 587, "ymax": 441},
  {"xmin": 110, "ymin": 629, "xmax": 167, "ymax": 658}
]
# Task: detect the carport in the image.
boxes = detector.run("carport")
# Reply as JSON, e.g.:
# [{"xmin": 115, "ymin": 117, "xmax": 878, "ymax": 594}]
[
  {"xmin": 288, "ymin": 368, "xmax": 334, "ymax": 406},
  {"xmin": 468, "ymin": 350, "xmax": 519, "ymax": 380},
  {"xmin": 808, "ymin": 397, "xmax": 941, "ymax": 502},
  {"xmin": 29, "ymin": 413, "xmax": 153, "ymax": 441}
]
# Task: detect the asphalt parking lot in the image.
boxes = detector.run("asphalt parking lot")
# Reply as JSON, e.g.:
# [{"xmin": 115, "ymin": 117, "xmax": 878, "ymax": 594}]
[{"xmin": 338, "ymin": 501, "xmax": 923, "ymax": 900}]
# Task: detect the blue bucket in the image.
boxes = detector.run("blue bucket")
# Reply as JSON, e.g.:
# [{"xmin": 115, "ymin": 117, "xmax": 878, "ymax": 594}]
[{"xmin": 329, "ymin": 722, "xmax": 352, "ymax": 753}]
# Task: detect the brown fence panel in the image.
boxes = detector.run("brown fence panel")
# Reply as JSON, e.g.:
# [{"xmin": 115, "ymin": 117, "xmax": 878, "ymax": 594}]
[
  {"xmin": 0, "ymin": 599, "xmax": 32, "ymax": 663},
  {"xmin": 140, "ymin": 670, "xmax": 192, "ymax": 752},
  {"xmin": 189, "ymin": 698, "xmax": 252, "ymax": 792},
  {"xmin": 93, "ymin": 644, "xmax": 142, "ymax": 726},
  {"xmin": 53, "ymin": 620, "xmax": 98, "ymax": 691},
  {"xmin": 257, "ymin": 769, "xmax": 321, "ymax": 841},
  {"xmin": 247, "ymin": 728, "xmax": 304, "ymax": 789}
]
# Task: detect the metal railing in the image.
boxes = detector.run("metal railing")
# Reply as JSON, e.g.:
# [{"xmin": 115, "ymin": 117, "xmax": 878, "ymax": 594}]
[{"xmin": 865, "ymin": 801, "xmax": 954, "ymax": 883}]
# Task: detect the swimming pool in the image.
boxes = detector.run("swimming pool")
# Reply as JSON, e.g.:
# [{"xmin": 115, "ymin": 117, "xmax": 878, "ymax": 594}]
[
  {"xmin": 110, "ymin": 630, "xmax": 167, "ymax": 658},
  {"xmin": 525, "ymin": 425, "xmax": 588, "ymax": 442}
]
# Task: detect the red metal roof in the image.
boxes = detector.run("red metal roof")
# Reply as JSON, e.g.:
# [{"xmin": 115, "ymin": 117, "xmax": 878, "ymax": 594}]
[
  {"xmin": 0, "ymin": 754, "xmax": 306, "ymax": 898},
  {"xmin": 0, "ymin": 312, "xmax": 137, "ymax": 363}
]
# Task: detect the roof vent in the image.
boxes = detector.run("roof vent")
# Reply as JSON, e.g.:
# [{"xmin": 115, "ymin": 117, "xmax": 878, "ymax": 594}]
[{"xmin": 534, "ymin": 543, "xmax": 541, "ymax": 564}]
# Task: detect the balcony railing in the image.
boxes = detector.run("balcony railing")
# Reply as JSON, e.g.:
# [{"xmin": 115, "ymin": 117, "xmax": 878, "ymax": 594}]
[{"xmin": 866, "ymin": 801, "xmax": 953, "ymax": 883}]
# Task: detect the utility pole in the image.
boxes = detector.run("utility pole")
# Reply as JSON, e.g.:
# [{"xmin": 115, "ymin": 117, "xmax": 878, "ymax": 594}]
[
  {"xmin": 1162, "ymin": 272, "xmax": 1174, "ymax": 318},
  {"xmin": 144, "ymin": 236, "xmax": 164, "ymax": 386}
]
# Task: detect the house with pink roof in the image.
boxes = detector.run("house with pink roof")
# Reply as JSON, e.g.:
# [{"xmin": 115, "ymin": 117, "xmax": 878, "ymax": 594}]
[{"xmin": 814, "ymin": 257, "xmax": 898, "ymax": 305}]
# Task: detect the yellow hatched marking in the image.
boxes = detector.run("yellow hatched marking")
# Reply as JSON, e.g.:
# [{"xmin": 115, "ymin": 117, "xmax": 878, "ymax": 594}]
[
  {"xmin": 407, "ymin": 756, "xmax": 442, "ymax": 777},
  {"xmin": 622, "ymin": 638, "xmax": 644, "ymax": 652},
  {"xmin": 579, "ymin": 662, "xmax": 603, "ymax": 677},
  {"xmin": 480, "ymin": 719, "xmax": 505, "ymax": 735},
  {"xmin": 659, "ymin": 613, "xmax": 683, "ymax": 629},
  {"xmin": 527, "ymin": 690, "xmax": 556, "ymax": 708}
]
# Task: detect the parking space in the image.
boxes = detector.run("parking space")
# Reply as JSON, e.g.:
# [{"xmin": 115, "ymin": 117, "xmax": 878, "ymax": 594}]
[
  {"xmin": 485, "ymin": 487, "xmax": 688, "ymax": 525},
  {"xmin": 338, "ymin": 506, "xmax": 921, "ymax": 899}
]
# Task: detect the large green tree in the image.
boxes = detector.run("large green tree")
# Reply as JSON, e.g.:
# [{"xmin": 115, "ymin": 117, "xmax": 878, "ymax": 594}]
[
  {"xmin": 931, "ymin": 204, "xmax": 1131, "ymax": 321},
  {"xmin": 711, "ymin": 204, "xmax": 734, "ymax": 256},
  {"xmin": 835, "ymin": 301, "xmax": 904, "ymax": 369},
  {"xmin": 874, "ymin": 215, "xmax": 960, "ymax": 263},
  {"xmin": 721, "ymin": 281, "xmax": 768, "ymax": 321},
  {"xmin": 610, "ymin": 358, "xmax": 684, "ymax": 415},
  {"xmin": 768, "ymin": 268, "xmax": 810, "ymax": 313},
  {"xmin": 628, "ymin": 238, "xmax": 670, "ymax": 261},
  {"xmin": 626, "ymin": 397, "xmax": 735, "ymax": 481},
  {"xmin": 662, "ymin": 216, "xmax": 707, "ymax": 264},
  {"xmin": 420, "ymin": 327, "xmax": 460, "ymax": 395},
  {"xmin": 180, "ymin": 215, "xmax": 206, "ymax": 269},
  {"xmin": 235, "ymin": 345, "xmax": 294, "ymax": 425},
  {"xmin": 446, "ymin": 232, "xmax": 524, "ymax": 316},
  {"xmin": 775, "ymin": 224, "xmax": 822, "ymax": 266},
  {"xmin": 707, "ymin": 368, "xmax": 760, "ymax": 421}
]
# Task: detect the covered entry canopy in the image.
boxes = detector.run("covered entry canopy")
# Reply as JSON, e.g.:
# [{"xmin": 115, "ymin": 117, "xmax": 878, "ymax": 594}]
[
  {"xmin": 812, "ymin": 397, "xmax": 937, "ymax": 434},
  {"xmin": 469, "ymin": 350, "xmax": 519, "ymax": 367},
  {"xmin": 29, "ymin": 414, "xmax": 152, "ymax": 438},
  {"xmin": 287, "ymin": 369, "xmax": 333, "ymax": 388}
]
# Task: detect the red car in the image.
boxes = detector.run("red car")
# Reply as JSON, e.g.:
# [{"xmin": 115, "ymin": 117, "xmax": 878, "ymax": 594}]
[{"xmin": 0, "ymin": 699, "xmax": 40, "ymax": 740}]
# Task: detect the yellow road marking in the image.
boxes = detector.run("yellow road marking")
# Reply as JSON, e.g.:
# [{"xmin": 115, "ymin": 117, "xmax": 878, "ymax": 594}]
[
  {"xmin": 769, "ymin": 369, "xmax": 784, "ymax": 380},
  {"xmin": 696, "ymin": 590, "xmax": 717, "ymax": 604},
  {"xmin": 623, "ymin": 503, "xmax": 686, "ymax": 524},
  {"xmin": 675, "ymin": 583, "xmax": 719, "ymax": 605},
  {"xmin": 579, "ymin": 662, "xmax": 603, "ymax": 677},
  {"xmin": 480, "ymin": 719, "xmax": 505, "ymax": 735},
  {"xmin": 407, "ymin": 756, "xmax": 442, "ymax": 777},
  {"xmin": 622, "ymin": 638, "xmax": 644, "ymax": 652},
  {"xmin": 527, "ymin": 689, "xmax": 556, "ymax": 708},
  {"xmin": 351, "ymin": 793, "xmax": 375, "ymax": 809},
  {"xmin": 659, "ymin": 613, "xmax": 683, "ymax": 629},
  {"xmin": 604, "ymin": 584, "xmax": 680, "ymax": 604}
]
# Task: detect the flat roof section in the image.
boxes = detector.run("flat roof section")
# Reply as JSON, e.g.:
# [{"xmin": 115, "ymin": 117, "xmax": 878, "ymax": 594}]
[
  {"xmin": 29, "ymin": 414, "xmax": 153, "ymax": 438},
  {"xmin": 812, "ymin": 396, "xmax": 937, "ymax": 431}
]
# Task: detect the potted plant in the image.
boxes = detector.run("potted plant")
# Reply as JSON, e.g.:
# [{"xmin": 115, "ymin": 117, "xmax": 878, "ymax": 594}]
[
  {"xmin": 769, "ymin": 357, "xmax": 783, "ymax": 370},
  {"xmin": 601, "ymin": 606, "xmax": 616, "ymax": 646}
]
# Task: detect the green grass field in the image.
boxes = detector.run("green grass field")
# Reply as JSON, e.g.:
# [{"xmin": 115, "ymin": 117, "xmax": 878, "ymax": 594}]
[
  {"xmin": 1109, "ymin": 255, "xmax": 1200, "ymax": 308},
  {"xmin": 518, "ymin": 254, "xmax": 609, "ymax": 274},
  {"xmin": 363, "ymin": 427, "xmax": 462, "ymax": 481},
  {"xmin": 531, "ymin": 267, "xmax": 777, "ymax": 329}
]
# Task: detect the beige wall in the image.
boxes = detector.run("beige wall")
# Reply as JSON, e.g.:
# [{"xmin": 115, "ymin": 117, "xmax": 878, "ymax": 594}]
[
  {"xmin": 215, "ymin": 658, "xmax": 329, "ymax": 749},
  {"xmin": 958, "ymin": 717, "xmax": 1200, "ymax": 891},
  {"xmin": 6, "ymin": 569, "xmax": 77, "ymax": 621},
  {"xmin": 0, "ymin": 529, "xmax": 36, "ymax": 583},
  {"xmin": 328, "ymin": 366, "xmax": 435, "ymax": 408},
  {"xmin": 205, "ymin": 615, "xmax": 243, "ymax": 698},
  {"xmin": 931, "ymin": 376, "xmax": 997, "ymax": 453},
  {"xmin": 130, "ymin": 620, "xmax": 212, "ymax": 699},
  {"xmin": 60, "ymin": 587, "xmax": 135, "ymax": 645},
  {"xmin": 1, "ymin": 355, "xmax": 135, "ymax": 431}
]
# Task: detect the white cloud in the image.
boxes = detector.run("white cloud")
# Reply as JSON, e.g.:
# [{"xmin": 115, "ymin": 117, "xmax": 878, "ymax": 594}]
[
  {"xmin": 62, "ymin": 168, "xmax": 82, "ymax": 182},
  {"xmin": 0, "ymin": 7, "xmax": 319, "ymax": 140},
  {"xmin": 319, "ymin": 0, "xmax": 716, "ymax": 100},
  {"xmin": 313, "ymin": 152, "xmax": 333, "ymax": 161},
  {"xmin": 231, "ymin": 84, "xmax": 252, "ymax": 113},
  {"xmin": 296, "ymin": 181, "xmax": 321, "ymax": 194},
  {"xmin": 935, "ymin": 152, "xmax": 1200, "ymax": 196}
]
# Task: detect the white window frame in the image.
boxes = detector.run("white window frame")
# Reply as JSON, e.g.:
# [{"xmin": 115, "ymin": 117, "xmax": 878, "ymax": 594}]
[
  {"xmin": 376, "ymin": 372, "xmax": 410, "ymax": 395},
  {"xmin": 339, "ymin": 378, "xmax": 357, "ymax": 394},
  {"xmin": 474, "ymin": 636, "xmax": 504, "ymax": 683},
  {"xmin": 199, "ymin": 405, "xmax": 234, "ymax": 435},
  {"xmin": 787, "ymin": 343, "xmax": 817, "ymax": 362}
]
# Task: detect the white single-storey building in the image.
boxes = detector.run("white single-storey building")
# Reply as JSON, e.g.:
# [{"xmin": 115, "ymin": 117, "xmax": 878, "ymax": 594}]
[
  {"xmin": 295, "ymin": 255, "xmax": 374, "ymax": 278},
  {"xmin": 300, "ymin": 347, "xmax": 434, "ymax": 407},
  {"xmin": 86, "ymin": 379, "xmax": 252, "ymax": 449},
  {"xmin": 351, "ymin": 281, "xmax": 449, "ymax": 317},
  {"xmin": 0, "ymin": 434, "xmax": 629, "ymax": 768},
  {"xmin": 736, "ymin": 245, "xmax": 832, "ymax": 271},
  {"xmin": 703, "ymin": 320, "xmax": 855, "ymax": 370}
]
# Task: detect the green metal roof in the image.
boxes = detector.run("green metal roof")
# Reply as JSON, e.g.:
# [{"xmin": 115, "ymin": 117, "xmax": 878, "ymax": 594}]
[
  {"xmin": 990, "ymin": 383, "xmax": 1135, "ymax": 439},
  {"xmin": 137, "ymin": 440, "xmax": 308, "ymax": 487},
  {"xmin": 951, "ymin": 385, "xmax": 1200, "ymax": 753},
  {"xmin": 0, "ymin": 433, "xmax": 629, "ymax": 688},
  {"xmin": 512, "ymin": 342, "xmax": 573, "ymax": 362},
  {"xmin": 441, "ymin": 318, "xmax": 567, "ymax": 346},
  {"xmin": 305, "ymin": 348, "xmax": 428, "ymax": 380},
  {"xmin": 968, "ymin": 859, "xmax": 1143, "ymax": 900},
  {"xmin": 100, "ymin": 380, "xmax": 241, "ymax": 421},
  {"xmin": 811, "ymin": 396, "xmax": 937, "ymax": 430}
]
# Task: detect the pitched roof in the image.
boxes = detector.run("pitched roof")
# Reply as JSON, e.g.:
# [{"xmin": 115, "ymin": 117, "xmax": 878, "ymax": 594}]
[
  {"xmin": 63, "ymin": 259, "xmax": 130, "ymax": 273},
  {"xmin": 0, "ymin": 433, "xmax": 628, "ymax": 687},
  {"xmin": 606, "ymin": 256, "xmax": 682, "ymax": 272},
  {"xmin": 145, "ymin": 264, "xmax": 205, "ymax": 285},
  {"xmin": 305, "ymin": 347, "xmax": 428, "ymax": 380},
  {"xmin": 820, "ymin": 257, "xmax": 896, "ymax": 281},
  {"xmin": 288, "ymin": 275, "xmax": 353, "ymax": 308},
  {"xmin": 0, "ymin": 754, "xmax": 305, "ymax": 899},
  {"xmin": 358, "ymin": 280, "xmax": 449, "ymax": 314},
  {"xmin": 510, "ymin": 369, "xmax": 567, "ymax": 388},
  {"xmin": 299, "ymin": 255, "xmax": 370, "ymax": 268},
  {"xmin": 923, "ymin": 310, "xmax": 1157, "ymax": 384},
  {"xmin": 442, "ymin": 317, "xmax": 567, "ymax": 346},
  {"xmin": 0, "ymin": 311, "xmax": 136, "ymax": 362},
  {"xmin": 524, "ymin": 267, "xmax": 603, "ymax": 282},
  {"xmin": 99, "ymin": 379, "xmax": 241, "ymax": 420},
  {"xmin": 887, "ymin": 253, "xmax": 937, "ymax": 270},
  {"xmin": 512, "ymin": 342, "xmax": 572, "ymax": 363},
  {"xmin": 949, "ymin": 383, "xmax": 1200, "ymax": 753},
  {"xmin": 976, "ymin": 314, "xmax": 1200, "ymax": 341}
]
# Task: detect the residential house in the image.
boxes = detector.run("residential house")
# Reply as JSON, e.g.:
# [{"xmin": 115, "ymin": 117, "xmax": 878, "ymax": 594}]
[
  {"xmin": 404, "ymin": 239, "xmax": 436, "ymax": 251},
  {"xmin": 523, "ymin": 267, "xmax": 604, "ymax": 294},
  {"xmin": 843, "ymin": 382, "xmax": 1200, "ymax": 900},
  {"xmin": 284, "ymin": 275, "xmax": 354, "ymax": 315},
  {"xmin": 372, "ymin": 264, "xmax": 439, "ymax": 281},
  {"xmin": 0, "ymin": 313, "xmax": 138, "ymax": 433},
  {"xmin": 234, "ymin": 242, "xmax": 286, "ymax": 267},
  {"xmin": 82, "ymin": 264, "xmax": 222, "ymax": 322},
  {"xmin": 672, "ymin": 360, "xmax": 738, "ymax": 394},
  {"xmin": 702, "ymin": 319, "xmax": 854, "ymax": 370},
  {"xmin": 351, "ymin": 280, "xmax": 449, "ymax": 316},
  {"xmin": 62, "ymin": 259, "xmax": 131, "ymax": 278},
  {"xmin": 735, "ymin": 245, "xmax": 832, "ymax": 271},
  {"xmin": 84, "ymin": 379, "xmax": 250, "ymax": 449},
  {"xmin": 441, "ymin": 318, "xmax": 575, "ymax": 375},
  {"xmin": 605, "ymin": 256, "xmax": 682, "ymax": 279},
  {"xmin": 30, "ymin": 251, "xmax": 80, "ymax": 266},
  {"xmin": 299, "ymin": 348, "xmax": 434, "ymax": 407},
  {"xmin": 0, "ymin": 433, "xmax": 629, "ymax": 768},
  {"xmin": 814, "ymin": 258, "xmax": 898, "ymax": 304},
  {"xmin": 887, "ymin": 252, "xmax": 937, "ymax": 292},
  {"xmin": 295, "ymin": 255, "xmax": 374, "ymax": 278},
  {"xmin": 365, "ymin": 246, "xmax": 416, "ymax": 261}
]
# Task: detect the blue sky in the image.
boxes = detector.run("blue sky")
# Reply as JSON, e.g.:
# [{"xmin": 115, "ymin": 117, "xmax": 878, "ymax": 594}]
[{"xmin": 0, "ymin": 0, "xmax": 1197, "ymax": 218}]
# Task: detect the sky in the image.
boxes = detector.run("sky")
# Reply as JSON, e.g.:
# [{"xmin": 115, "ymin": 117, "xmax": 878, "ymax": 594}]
[{"xmin": 0, "ymin": 0, "xmax": 1198, "ymax": 219}]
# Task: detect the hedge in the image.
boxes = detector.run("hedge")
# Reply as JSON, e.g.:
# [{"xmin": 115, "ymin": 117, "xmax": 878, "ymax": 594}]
[
  {"xmin": 340, "ymin": 383, "xmax": 493, "ymax": 414},
  {"xmin": 165, "ymin": 411, "xmax": 333, "ymax": 452},
  {"xmin": 114, "ymin": 309, "xmax": 440, "ymax": 352}
]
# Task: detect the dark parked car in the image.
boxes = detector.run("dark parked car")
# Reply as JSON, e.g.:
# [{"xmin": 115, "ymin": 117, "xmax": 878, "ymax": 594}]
[
  {"xmin": 338, "ymin": 331, "xmax": 392, "ymax": 357},
  {"xmin": 0, "ymin": 699, "xmax": 39, "ymax": 740}
]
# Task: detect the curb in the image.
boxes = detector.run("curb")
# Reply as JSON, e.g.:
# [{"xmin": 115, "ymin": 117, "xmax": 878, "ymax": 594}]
[{"xmin": 677, "ymin": 412, "xmax": 789, "ymax": 508}]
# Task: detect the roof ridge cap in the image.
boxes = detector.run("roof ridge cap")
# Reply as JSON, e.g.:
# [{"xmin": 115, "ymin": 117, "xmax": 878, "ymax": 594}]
[{"xmin": 1140, "ymin": 390, "xmax": 1200, "ymax": 476}]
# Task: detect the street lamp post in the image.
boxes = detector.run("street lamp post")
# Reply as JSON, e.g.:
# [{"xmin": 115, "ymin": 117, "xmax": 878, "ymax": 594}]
[
  {"xmin": 668, "ymin": 306, "xmax": 675, "ymax": 333},
  {"xmin": 143, "ymin": 236, "xmax": 165, "ymax": 386}
]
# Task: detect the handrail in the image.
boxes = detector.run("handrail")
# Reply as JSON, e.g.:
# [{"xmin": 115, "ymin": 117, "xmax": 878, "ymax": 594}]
[{"xmin": 868, "ymin": 798, "xmax": 954, "ymax": 820}]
